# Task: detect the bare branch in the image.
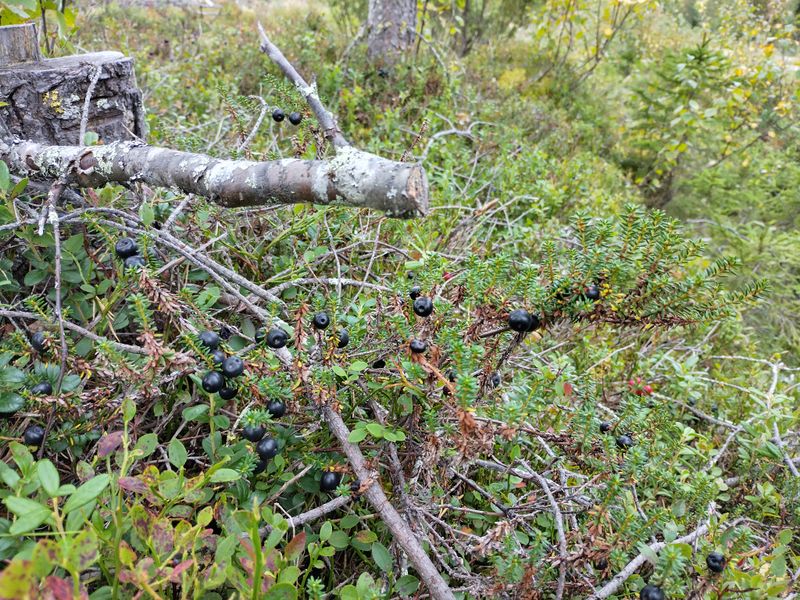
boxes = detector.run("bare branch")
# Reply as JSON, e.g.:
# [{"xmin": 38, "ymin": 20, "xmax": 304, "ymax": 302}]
[
  {"xmin": 0, "ymin": 140, "xmax": 428, "ymax": 218},
  {"xmin": 323, "ymin": 405, "xmax": 456, "ymax": 600}
]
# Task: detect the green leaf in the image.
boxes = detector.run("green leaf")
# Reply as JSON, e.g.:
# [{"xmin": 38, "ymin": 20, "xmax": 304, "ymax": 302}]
[
  {"xmin": 134, "ymin": 433, "xmax": 158, "ymax": 457},
  {"xmin": 37, "ymin": 460, "xmax": 60, "ymax": 497},
  {"xmin": 23, "ymin": 269, "xmax": 47, "ymax": 286},
  {"xmin": 332, "ymin": 365, "xmax": 347, "ymax": 378},
  {"xmin": 4, "ymin": 495, "xmax": 51, "ymax": 534},
  {"xmin": 209, "ymin": 469, "xmax": 240, "ymax": 483},
  {"xmin": 63, "ymin": 475, "xmax": 110, "ymax": 515},
  {"xmin": 347, "ymin": 428, "xmax": 367, "ymax": 443},
  {"xmin": 0, "ymin": 392, "xmax": 24, "ymax": 415},
  {"xmin": 348, "ymin": 361, "xmax": 369, "ymax": 373},
  {"xmin": 371, "ymin": 541, "xmax": 393, "ymax": 573},
  {"xmin": 122, "ymin": 397, "xmax": 136, "ymax": 423},
  {"xmin": 365, "ymin": 423, "xmax": 384, "ymax": 438},
  {"xmin": 0, "ymin": 462, "xmax": 20, "ymax": 488},
  {"xmin": 9, "ymin": 509, "xmax": 51, "ymax": 536},
  {"xmin": 339, "ymin": 585, "xmax": 358, "ymax": 600},
  {"xmin": 339, "ymin": 515, "xmax": 359, "ymax": 529},
  {"xmin": 0, "ymin": 161, "xmax": 9, "ymax": 192},
  {"xmin": 167, "ymin": 439, "xmax": 187, "ymax": 469},
  {"xmin": 139, "ymin": 202, "xmax": 155, "ymax": 227},
  {"xmin": 263, "ymin": 583, "xmax": 297, "ymax": 600},
  {"xmin": 396, "ymin": 574, "xmax": 420, "ymax": 595},
  {"xmin": 182, "ymin": 404, "xmax": 208, "ymax": 422},
  {"xmin": 0, "ymin": 367, "xmax": 25, "ymax": 385},
  {"xmin": 4, "ymin": 496, "xmax": 48, "ymax": 517},
  {"xmin": 328, "ymin": 530, "xmax": 350, "ymax": 549},
  {"xmin": 9, "ymin": 177, "xmax": 28, "ymax": 200},
  {"xmin": 319, "ymin": 521, "xmax": 332, "ymax": 543}
]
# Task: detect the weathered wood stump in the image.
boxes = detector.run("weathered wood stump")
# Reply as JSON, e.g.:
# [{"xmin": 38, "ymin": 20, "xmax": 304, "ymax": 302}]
[{"xmin": 0, "ymin": 24, "xmax": 146, "ymax": 145}]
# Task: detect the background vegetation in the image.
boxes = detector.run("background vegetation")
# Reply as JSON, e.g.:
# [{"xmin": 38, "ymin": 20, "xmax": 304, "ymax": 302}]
[{"xmin": 0, "ymin": 0, "xmax": 798, "ymax": 598}]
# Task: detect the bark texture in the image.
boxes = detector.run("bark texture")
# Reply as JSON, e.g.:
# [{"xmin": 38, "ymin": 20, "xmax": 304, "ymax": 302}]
[
  {"xmin": 0, "ymin": 24, "xmax": 41, "ymax": 65},
  {"xmin": 0, "ymin": 140, "xmax": 428, "ymax": 217},
  {"xmin": 367, "ymin": 0, "xmax": 417, "ymax": 64},
  {"xmin": 0, "ymin": 51, "xmax": 146, "ymax": 145}
]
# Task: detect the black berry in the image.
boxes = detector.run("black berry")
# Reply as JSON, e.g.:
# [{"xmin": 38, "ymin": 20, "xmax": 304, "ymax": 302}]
[
  {"xmin": 272, "ymin": 108, "xmax": 285, "ymax": 122},
  {"xmin": 706, "ymin": 552, "xmax": 726, "ymax": 573},
  {"xmin": 616, "ymin": 434, "xmax": 634, "ymax": 449},
  {"xmin": 640, "ymin": 585, "xmax": 665, "ymax": 600},
  {"xmin": 30, "ymin": 331, "xmax": 46, "ymax": 352},
  {"xmin": 337, "ymin": 330, "xmax": 349, "ymax": 349},
  {"xmin": 115, "ymin": 238, "xmax": 138, "ymax": 259},
  {"xmin": 23, "ymin": 425, "xmax": 45, "ymax": 447},
  {"xmin": 489, "ymin": 372, "xmax": 501, "ymax": 387},
  {"xmin": 312, "ymin": 312, "xmax": 330, "ymax": 330},
  {"xmin": 320, "ymin": 471, "xmax": 342, "ymax": 492},
  {"xmin": 412, "ymin": 296, "xmax": 433, "ymax": 317},
  {"xmin": 288, "ymin": 111, "xmax": 302, "ymax": 125},
  {"xmin": 600, "ymin": 421, "xmax": 612, "ymax": 433},
  {"xmin": 266, "ymin": 328, "xmax": 288, "ymax": 349},
  {"xmin": 199, "ymin": 331, "xmax": 220, "ymax": 350},
  {"xmin": 221, "ymin": 356, "xmax": 244, "ymax": 378},
  {"xmin": 256, "ymin": 437, "xmax": 279, "ymax": 460},
  {"xmin": 253, "ymin": 458, "xmax": 267, "ymax": 475},
  {"xmin": 409, "ymin": 339, "xmax": 426, "ymax": 354},
  {"xmin": 201, "ymin": 371, "xmax": 224, "ymax": 393},
  {"xmin": 409, "ymin": 286, "xmax": 422, "ymax": 300},
  {"xmin": 508, "ymin": 309, "xmax": 533, "ymax": 332},
  {"xmin": 124, "ymin": 255, "xmax": 146, "ymax": 269},
  {"xmin": 219, "ymin": 385, "xmax": 237, "ymax": 400},
  {"xmin": 372, "ymin": 359, "xmax": 386, "ymax": 369},
  {"xmin": 31, "ymin": 381, "xmax": 52, "ymax": 396},
  {"xmin": 211, "ymin": 349, "xmax": 226, "ymax": 365},
  {"xmin": 586, "ymin": 284, "xmax": 601, "ymax": 301},
  {"xmin": 242, "ymin": 424, "xmax": 265, "ymax": 443},
  {"xmin": 267, "ymin": 400, "xmax": 286, "ymax": 419}
]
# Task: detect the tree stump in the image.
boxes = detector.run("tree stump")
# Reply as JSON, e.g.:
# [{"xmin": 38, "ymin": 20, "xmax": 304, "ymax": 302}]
[{"xmin": 0, "ymin": 24, "xmax": 146, "ymax": 145}]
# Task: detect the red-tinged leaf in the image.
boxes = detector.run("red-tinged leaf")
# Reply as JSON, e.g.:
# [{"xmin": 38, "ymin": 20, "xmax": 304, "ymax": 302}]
[
  {"xmin": 284, "ymin": 531, "xmax": 306, "ymax": 562},
  {"xmin": 240, "ymin": 538, "xmax": 255, "ymax": 561},
  {"xmin": 239, "ymin": 556, "xmax": 254, "ymax": 576},
  {"xmin": 97, "ymin": 431, "xmax": 124, "ymax": 458},
  {"xmin": 118, "ymin": 477, "xmax": 149, "ymax": 494},
  {"xmin": 264, "ymin": 549, "xmax": 277, "ymax": 571},
  {"xmin": 563, "ymin": 382, "xmax": 573, "ymax": 398},
  {"xmin": 169, "ymin": 559, "xmax": 194, "ymax": 582},
  {"xmin": 118, "ymin": 570, "xmax": 137, "ymax": 583},
  {"xmin": 45, "ymin": 575, "xmax": 73, "ymax": 600},
  {"xmin": 151, "ymin": 519, "xmax": 174, "ymax": 557}
]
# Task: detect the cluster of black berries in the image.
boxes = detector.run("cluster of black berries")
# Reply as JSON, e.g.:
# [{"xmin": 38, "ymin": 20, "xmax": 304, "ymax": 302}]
[
  {"xmin": 599, "ymin": 421, "xmax": 635, "ymax": 450},
  {"xmin": 7, "ymin": 333, "xmax": 60, "ymax": 448},
  {"xmin": 639, "ymin": 555, "xmax": 726, "ymax": 600},
  {"xmin": 408, "ymin": 288, "xmax": 434, "ymax": 354},
  {"xmin": 248, "ymin": 310, "xmax": 350, "ymax": 492},
  {"xmin": 198, "ymin": 331, "xmax": 243, "ymax": 400},
  {"xmin": 241, "ymin": 398, "xmax": 287, "ymax": 474},
  {"xmin": 115, "ymin": 237, "xmax": 146, "ymax": 269},
  {"xmin": 256, "ymin": 311, "xmax": 349, "ymax": 351},
  {"xmin": 272, "ymin": 108, "xmax": 303, "ymax": 126}
]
